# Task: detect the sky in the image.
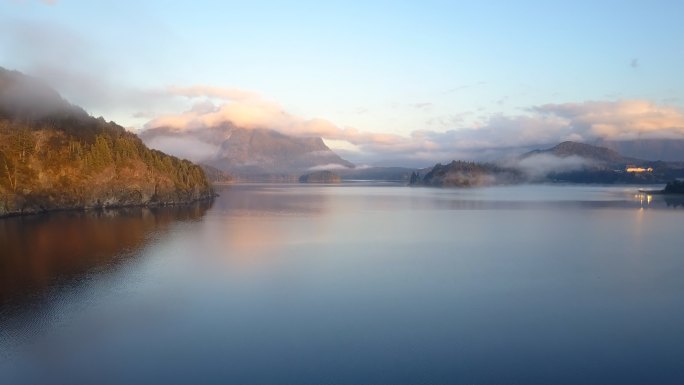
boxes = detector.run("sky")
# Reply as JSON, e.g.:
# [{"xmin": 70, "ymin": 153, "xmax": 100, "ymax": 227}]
[{"xmin": 2, "ymin": 0, "xmax": 684, "ymax": 166}]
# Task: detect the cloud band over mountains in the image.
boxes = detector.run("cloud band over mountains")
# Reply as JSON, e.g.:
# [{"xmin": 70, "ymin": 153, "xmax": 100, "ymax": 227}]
[{"xmin": 143, "ymin": 86, "xmax": 684, "ymax": 166}]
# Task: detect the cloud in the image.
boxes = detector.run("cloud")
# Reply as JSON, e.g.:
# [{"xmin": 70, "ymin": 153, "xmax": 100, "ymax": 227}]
[
  {"xmin": 142, "ymin": 97, "xmax": 684, "ymax": 167},
  {"xmin": 6, "ymin": 20, "xmax": 675, "ymax": 168},
  {"xmin": 144, "ymin": 98, "xmax": 411, "ymax": 149},
  {"xmin": 132, "ymin": 111, "xmax": 155, "ymax": 119},
  {"xmin": 630, "ymin": 58, "xmax": 639, "ymax": 68},
  {"xmin": 515, "ymin": 154, "xmax": 594, "ymax": 180},
  {"xmin": 143, "ymin": 135, "xmax": 221, "ymax": 162},
  {"xmin": 307, "ymin": 164, "xmax": 353, "ymax": 171},
  {"xmin": 0, "ymin": 20, "xmax": 174, "ymax": 116},
  {"xmin": 376, "ymin": 100, "xmax": 684, "ymax": 165},
  {"xmin": 533, "ymin": 100, "xmax": 684, "ymax": 140},
  {"xmin": 0, "ymin": 18, "xmax": 197, "ymax": 127}
]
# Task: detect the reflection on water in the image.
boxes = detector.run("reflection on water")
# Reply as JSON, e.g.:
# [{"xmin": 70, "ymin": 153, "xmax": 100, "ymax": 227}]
[
  {"xmin": 209, "ymin": 184, "xmax": 331, "ymax": 216},
  {"xmin": 634, "ymin": 192, "xmax": 684, "ymax": 209},
  {"xmin": 664, "ymin": 195, "xmax": 684, "ymax": 208},
  {"xmin": 0, "ymin": 201, "xmax": 212, "ymax": 306},
  {"xmin": 1, "ymin": 184, "xmax": 684, "ymax": 385},
  {"xmin": 214, "ymin": 183, "xmax": 684, "ymax": 213}
]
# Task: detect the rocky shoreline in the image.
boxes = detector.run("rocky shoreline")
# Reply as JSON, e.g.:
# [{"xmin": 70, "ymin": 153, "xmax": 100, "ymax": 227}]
[{"xmin": 0, "ymin": 191, "xmax": 217, "ymax": 218}]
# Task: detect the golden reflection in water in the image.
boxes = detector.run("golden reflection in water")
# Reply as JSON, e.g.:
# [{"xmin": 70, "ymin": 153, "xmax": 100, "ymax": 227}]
[
  {"xmin": 201, "ymin": 185, "xmax": 335, "ymax": 268},
  {"xmin": 631, "ymin": 191, "xmax": 660, "ymax": 246},
  {"xmin": 633, "ymin": 193, "xmax": 653, "ymax": 208},
  {"xmin": 0, "ymin": 202, "xmax": 211, "ymax": 305},
  {"xmin": 221, "ymin": 217, "xmax": 286, "ymax": 253},
  {"xmin": 203, "ymin": 213, "xmax": 338, "ymax": 270}
]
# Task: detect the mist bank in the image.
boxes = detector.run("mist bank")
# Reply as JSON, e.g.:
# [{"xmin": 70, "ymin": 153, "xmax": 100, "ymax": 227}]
[{"xmin": 410, "ymin": 141, "xmax": 684, "ymax": 187}]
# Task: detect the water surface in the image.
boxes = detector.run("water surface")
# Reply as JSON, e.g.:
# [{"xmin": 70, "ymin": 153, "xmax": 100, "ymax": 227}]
[{"xmin": 1, "ymin": 184, "xmax": 683, "ymax": 384}]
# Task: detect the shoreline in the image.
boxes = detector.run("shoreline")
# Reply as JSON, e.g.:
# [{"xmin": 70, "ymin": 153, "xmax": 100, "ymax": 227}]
[{"xmin": 0, "ymin": 194, "xmax": 217, "ymax": 219}]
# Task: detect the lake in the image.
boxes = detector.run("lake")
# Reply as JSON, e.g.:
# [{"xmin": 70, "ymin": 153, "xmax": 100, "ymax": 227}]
[{"xmin": 1, "ymin": 184, "xmax": 684, "ymax": 384}]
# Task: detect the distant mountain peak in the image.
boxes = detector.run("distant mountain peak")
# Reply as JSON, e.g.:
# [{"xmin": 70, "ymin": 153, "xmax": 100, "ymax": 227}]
[
  {"xmin": 212, "ymin": 126, "xmax": 353, "ymax": 174},
  {"xmin": 553, "ymin": 141, "xmax": 619, "ymax": 155},
  {"xmin": 523, "ymin": 141, "xmax": 632, "ymax": 164},
  {"xmin": 141, "ymin": 123, "xmax": 354, "ymax": 176}
]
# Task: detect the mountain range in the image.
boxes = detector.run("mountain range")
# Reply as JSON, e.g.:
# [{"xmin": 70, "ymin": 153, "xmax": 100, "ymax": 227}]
[{"xmin": 3, "ymin": 66, "xmax": 684, "ymax": 195}]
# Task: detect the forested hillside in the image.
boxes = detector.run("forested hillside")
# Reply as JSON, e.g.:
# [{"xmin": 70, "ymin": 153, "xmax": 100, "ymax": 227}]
[{"xmin": 0, "ymin": 67, "xmax": 213, "ymax": 216}]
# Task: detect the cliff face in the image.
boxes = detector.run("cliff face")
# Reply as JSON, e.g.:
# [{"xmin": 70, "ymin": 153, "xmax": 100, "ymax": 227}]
[{"xmin": 0, "ymin": 67, "xmax": 214, "ymax": 217}]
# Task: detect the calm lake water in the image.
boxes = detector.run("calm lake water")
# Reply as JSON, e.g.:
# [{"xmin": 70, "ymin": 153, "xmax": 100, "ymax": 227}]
[{"xmin": 1, "ymin": 184, "xmax": 684, "ymax": 384}]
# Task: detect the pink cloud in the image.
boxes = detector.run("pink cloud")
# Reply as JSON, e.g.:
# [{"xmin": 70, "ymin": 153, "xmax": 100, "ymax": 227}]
[
  {"xmin": 143, "ymin": 95, "xmax": 684, "ymax": 166},
  {"xmin": 145, "ymin": 96, "xmax": 410, "ymax": 150},
  {"xmin": 534, "ymin": 100, "xmax": 684, "ymax": 140}
]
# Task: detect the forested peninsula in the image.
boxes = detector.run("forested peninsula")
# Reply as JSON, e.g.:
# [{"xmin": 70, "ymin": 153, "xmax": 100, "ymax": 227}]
[{"xmin": 0, "ymin": 67, "xmax": 213, "ymax": 217}]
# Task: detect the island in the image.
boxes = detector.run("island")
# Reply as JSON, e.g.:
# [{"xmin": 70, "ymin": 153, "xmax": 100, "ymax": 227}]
[
  {"xmin": 298, "ymin": 170, "xmax": 342, "ymax": 183},
  {"xmin": 662, "ymin": 180, "xmax": 684, "ymax": 194},
  {"xmin": 0, "ymin": 67, "xmax": 214, "ymax": 217},
  {"xmin": 410, "ymin": 161, "xmax": 522, "ymax": 187}
]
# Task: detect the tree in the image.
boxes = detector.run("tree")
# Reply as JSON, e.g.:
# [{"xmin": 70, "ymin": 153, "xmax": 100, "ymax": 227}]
[{"xmin": 0, "ymin": 150, "xmax": 16, "ymax": 191}]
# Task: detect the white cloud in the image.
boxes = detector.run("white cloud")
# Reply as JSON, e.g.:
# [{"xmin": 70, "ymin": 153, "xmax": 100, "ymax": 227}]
[
  {"xmin": 143, "ymin": 135, "xmax": 221, "ymax": 162},
  {"xmin": 515, "ymin": 154, "xmax": 594, "ymax": 180},
  {"xmin": 307, "ymin": 164, "xmax": 353, "ymax": 171}
]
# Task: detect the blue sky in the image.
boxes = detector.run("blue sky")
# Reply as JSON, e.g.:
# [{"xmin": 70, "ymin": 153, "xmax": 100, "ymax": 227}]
[{"xmin": 2, "ymin": 0, "xmax": 684, "ymax": 165}]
